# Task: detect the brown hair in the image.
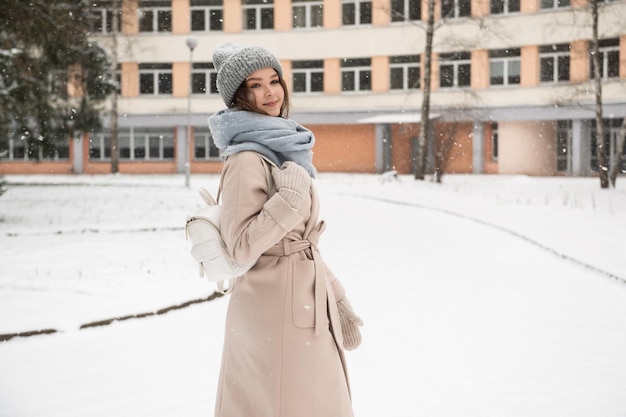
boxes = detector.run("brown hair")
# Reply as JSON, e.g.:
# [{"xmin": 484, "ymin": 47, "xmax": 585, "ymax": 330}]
[{"xmin": 230, "ymin": 77, "xmax": 290, "ymax": 118}]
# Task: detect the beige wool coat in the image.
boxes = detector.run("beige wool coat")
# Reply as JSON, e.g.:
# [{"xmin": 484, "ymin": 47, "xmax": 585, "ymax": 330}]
[{"xmin": 215, "ymin": 151, "xmax": 354, "ymax": 417}]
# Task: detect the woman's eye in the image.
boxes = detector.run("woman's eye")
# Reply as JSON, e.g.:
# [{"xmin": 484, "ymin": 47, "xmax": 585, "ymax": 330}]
[{"xmin": 270, "ymin": 79, "xmax": 279, "ymax": 85}]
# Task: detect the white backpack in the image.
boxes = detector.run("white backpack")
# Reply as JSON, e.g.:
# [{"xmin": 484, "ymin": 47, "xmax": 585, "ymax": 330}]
[{"xmin": 186, "ymin": 156, "xmax": 273, "ymax": 294}]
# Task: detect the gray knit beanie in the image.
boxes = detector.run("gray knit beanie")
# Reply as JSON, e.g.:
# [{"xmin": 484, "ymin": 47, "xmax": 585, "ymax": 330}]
[{"xmin": 213, "ymin": 43, "xmax": 284, "ymax": 107}]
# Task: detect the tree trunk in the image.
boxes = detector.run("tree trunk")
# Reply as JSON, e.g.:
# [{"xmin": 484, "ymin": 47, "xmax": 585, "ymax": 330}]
[
  {"xmin": 110, "ymin": 0, "xmax": 120, "ymax": 174},
  {"xmin": 415, "ymin": 0, "xmax": 435, "ymax": 180},
  {"xmin": 609, "ymin": 120, "xmax": 625, "ymax": 187},
  {"xmin": 433, "ymin": 126, "xmax": 457, "ymax": 183},
  {"xmin": 591, "ymin": 0, "xmax": 609, "ymax": 188}
]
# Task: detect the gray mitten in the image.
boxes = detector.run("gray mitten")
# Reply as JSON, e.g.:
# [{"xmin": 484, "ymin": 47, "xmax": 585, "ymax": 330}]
[
  {"xmin": 337, "ymin": 297, "xmax": 363, "ymax": 351},
  {"xmin": 271, "ymin": 161, "xmax": 312, "ymax": 209}
]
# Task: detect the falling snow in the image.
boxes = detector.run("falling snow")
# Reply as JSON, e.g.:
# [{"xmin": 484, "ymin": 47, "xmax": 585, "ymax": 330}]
[{"xmin": 0, "ymin": 172, "xmax": 625, "ymax": 417}]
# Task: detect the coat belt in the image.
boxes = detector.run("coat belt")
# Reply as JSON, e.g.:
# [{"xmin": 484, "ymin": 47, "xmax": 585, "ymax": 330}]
[{"xmin": 264, "ymin": 221, "xmax": 344, "ymax": 349}]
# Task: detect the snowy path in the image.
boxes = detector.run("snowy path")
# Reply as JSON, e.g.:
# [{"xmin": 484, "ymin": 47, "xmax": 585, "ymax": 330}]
[{"xmin": 1, "ymin": 174, "xmax": 626, "ymax": 416}]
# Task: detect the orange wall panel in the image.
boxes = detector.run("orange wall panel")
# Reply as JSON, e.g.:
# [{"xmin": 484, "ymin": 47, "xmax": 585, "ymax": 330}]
[
  {"xmin": 520, "ymin": 0, "xmax": 539, "ymax": 13},
  {"xmin": 282, "ymin": 60, "xmax": 293, "ymax": 90},
  {"xmin": 323, "ymin": 0, "xmax": 342, "ymax": 29},
  {"xmin": 0, "ymin": 162, "xmax": 73, "ymax": 175},
  {"xmin": 521, "ymin": 45, "xmax": 539, "ymax": 87},
  {"xmin": 121, "ymin": 62, "xmax": 139, "ymax": 97},
  {"xmin": 172, "ymin": 0, "xmax": 190, "ymax": 33},
  {"xmin": 373, "ymin": 0, "xmax": 391, "ymax": 26},
  {"xmin": 274, "ymin": 0, "xmax": 292, "ymax": 31},
  {"xmin": 430, "ymin": 52, "xmax": 440, "ymax": 91},
  {"xmin": 173, "ymin": 62, "xmax": 190, "ymax": 97},
  {"xmin": 123, "ymin": 0, "xmax": 139, "ymax": 35},
  {"xmin": 391, "ymin": 123, "xmax": 419, "ymax": 174},
  {"xmin": 324, "ymin": 58, "xmax": 341, "ymax": 94},
  {"xmin": 499, "ymin": 120, "xmax": 557, "ymax": 175},
  {"xmin": 311, "ymin": 124, "xmax": 376, "ymax": 173},
  {"xmin": 570, "ymin": 40, "xmax": 589, "ymax": 83},
  {"xmin": 472, "ymin": 0, "xmax": 490, "ymax": 18},
  {"xmin": 84, "ymin": 161, "xmax": 178, "ymax": 174},
  {"xmin": 191, "ymin": 161, "xmax": 224, "ymax": 174},
  {"xmin": 471, "ymin": 50, "xmax": 489, "ymax": 89},
  {"xmin": 223, "ymin": 0, "xmax": 242, "ymax": 32},
  {"xmin": 435, "ymin": 122, "xmax": 474, "ymax": 174},
  {"xmin": 372, "ymin": 56, "xmax": 390, "ymax": 93}
]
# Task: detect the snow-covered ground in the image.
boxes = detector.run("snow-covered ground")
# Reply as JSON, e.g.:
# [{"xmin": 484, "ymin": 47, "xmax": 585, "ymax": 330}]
[{"xmin": 1, "ymin": 172, "xmax": 625, "ymax": 417}]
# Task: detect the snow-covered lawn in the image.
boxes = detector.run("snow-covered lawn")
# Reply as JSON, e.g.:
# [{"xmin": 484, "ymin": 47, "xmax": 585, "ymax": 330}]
[{"xmin": 1, "ymin": 173, "xmax": 625, "ymax": 417}]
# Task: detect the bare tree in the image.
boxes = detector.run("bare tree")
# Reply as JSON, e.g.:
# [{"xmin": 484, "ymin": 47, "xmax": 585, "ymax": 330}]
[
  {"xmin": 590, "ymin": 0, "xmax": 610, "ymax": 188},
  {"xmin": 609, "ymin": 120, "xmax": 626, "ymax": 186},
  {"xmin": 109, "ymin": 0, "xmax": 121, "ymax": 174},
  {"xmin": 432, "ymin": 122, "xmax": 462, "ymax": 183},
  {"xmin": 414, "ymin": 0, "xmax": 435, "ymax": 180}
]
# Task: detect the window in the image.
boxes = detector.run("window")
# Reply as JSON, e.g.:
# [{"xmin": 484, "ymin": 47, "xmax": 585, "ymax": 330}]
[
  {"xmin": 489, "ymin": 48, "xmax": 520, "ymax": 86},
  {"xmin": 9, "ymin": 137, "xmax": 27, "ymax": 160},
  {"xmin": 145, "ymin": 130, "xmax": 174, "ymax": 159},
  {"xmin": 390, "ymin": 55, "xmax": 421, "ymax": 90},
  {"xmin": 293, "ymin": 0, "xmax": 323, "ymax": 28},
  {"xmin": 91, "ymin": 1, "xmax": 122, "ymax": 33},
  {"xmin": 342, "ymin": 0, "xmax": 372, "ymax": 26},
  {"xmin": 292, "ymin": 60, "xmax": 324, "ymax": 93},
  {"xmin": 3, "ymin": 136, "xmax": 69, "ymax": 161},
  {"xmin": 591, "ymin": 118, "xmax": 625, "ymax": 172},
  {"xmin": 43, "ymin": 141, "xmax": 70, "ymax": 160},
  {"xmin": 89, "ymin": 130, "xmax": 113, "ymax": 160},
  {"xmin": 490, "ymin": 0, "xmax": 519, "ymax": 14},
  {"xmin": 113, "ymin": 128, "xmax": 174, "ymax": 160},
  {"xmin": 490, "ymin": 122, "xmax": 498, "ymax": 162},
  {"xmin": 556, "ymin": 120, "xmax": 572, "ymax": 172},
  {"xmin": 439, "ymin": 52, "xmax": 471, "ymax": 88},
  {"xmin": 391, "ymin": 0, "xmax": 421, "ymax": 22},
  {"xmin": 139, "ymin": 63, "xmax": 172, "ymax": 95},
  {"xmin": 139, "ymin": 1, "xmax": 171, "ymax": 32},
  {"xmin": 540, "ymin": 44, "xmax": 570, "ymax": 83},
  {"xmin": 0, "ymin": 138, "xmax": 8, "ymax": 160},
  {"xmin": 593, "ymin": 38, "xmax": 620, "ymax": 80},
  {"xmin": 243, "ymin": 0, "xmax": 274, "ymax": 30},
  {"xmin": 5, "ymin": 132, "xmax": 33, "ymax": 160},
  {"xmin": 190, "ymin": 0, "xmax": 223, "ymax": 32},
  {"xmin": 195, "ymin": 127, "xmax": 221, "ymax": 160},
  {"xmin": 540, "ymin": 0, "xmax": 570, "ymax": 9},
  {"xmin": 441, "ymin": 0, "xmax": 471, "ymax": 18},
  {"xmin": 191, "ymin": 63, "xmax": 218, "ymax": 95},
  {"xmin": 341, "ymin": 58, "xmax": 371, "ymax": 92}
]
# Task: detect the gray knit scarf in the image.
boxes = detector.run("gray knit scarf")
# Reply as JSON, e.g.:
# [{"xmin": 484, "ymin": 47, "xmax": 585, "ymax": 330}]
[{"xmin": 208, "ymin": 109, "xmax": 317, "ymax": 178}]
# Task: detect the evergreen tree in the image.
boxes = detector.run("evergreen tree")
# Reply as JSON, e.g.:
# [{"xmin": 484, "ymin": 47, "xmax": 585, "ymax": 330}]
[{"xmin": 0, "ymin": 0, "xmax": 114, "ymax": 160}]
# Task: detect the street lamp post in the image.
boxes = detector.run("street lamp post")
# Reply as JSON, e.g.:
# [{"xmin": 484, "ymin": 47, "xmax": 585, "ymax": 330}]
[{"xmin": 185, "ymin": 36, "xmax": 198, "ymax": 188}]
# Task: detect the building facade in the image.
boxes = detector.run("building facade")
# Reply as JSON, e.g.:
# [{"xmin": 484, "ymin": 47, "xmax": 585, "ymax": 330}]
[{"xmin": 1, "ymin": 0, "xmax": 625, "ymax": 176}]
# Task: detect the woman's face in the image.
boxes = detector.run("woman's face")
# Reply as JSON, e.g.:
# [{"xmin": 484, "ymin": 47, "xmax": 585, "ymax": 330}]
[{"xmin": 244, "ymin": 67, "xmax": 285, "ymax": 117}]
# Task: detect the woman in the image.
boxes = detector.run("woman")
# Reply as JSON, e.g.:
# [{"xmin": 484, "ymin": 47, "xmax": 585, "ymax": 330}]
[{"xmin": 207, "ymin": 43, "xmax": 363, "ymax": 417}]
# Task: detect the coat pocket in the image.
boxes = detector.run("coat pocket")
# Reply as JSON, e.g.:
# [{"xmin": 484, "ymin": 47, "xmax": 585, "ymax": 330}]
[{"xmin": 292, "ymin": 260, "xmax": 316, "ymax": 328}]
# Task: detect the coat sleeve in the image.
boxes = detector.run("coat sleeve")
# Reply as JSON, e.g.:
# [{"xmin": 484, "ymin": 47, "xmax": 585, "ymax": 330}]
[{"xmin": 220, "ymin": 151, "xmax": 302, "ymax": 266}]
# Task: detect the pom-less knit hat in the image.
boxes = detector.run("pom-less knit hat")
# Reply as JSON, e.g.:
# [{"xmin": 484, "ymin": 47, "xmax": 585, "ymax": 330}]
[{"xmin": 213, "ymin": 42, "xmax": 284, "ymax": 106}]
